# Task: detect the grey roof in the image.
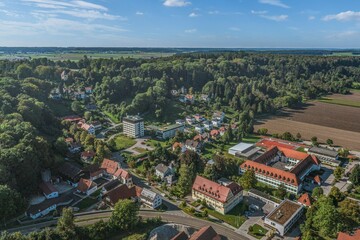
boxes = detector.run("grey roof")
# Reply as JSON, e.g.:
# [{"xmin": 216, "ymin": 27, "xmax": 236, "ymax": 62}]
[
  {"xmin": 308, "ymin": 146, "xmax": 338, "ymax": 158},
  {"xmin": 140, "ymin": 188, "xmax": 158, "ymax": 201},
  {"xmin": 155, "ymin": 164, "xmax": 169, "ymax": 174}
]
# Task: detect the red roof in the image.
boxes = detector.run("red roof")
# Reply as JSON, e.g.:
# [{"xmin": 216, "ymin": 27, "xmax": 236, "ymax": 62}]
[
  {"xmin": 104, "ymin": 185, "xmax": 139, "ymax": 205},
  {"xmin": 189, "ymin": 226, "xmax": 221, "ymax": 240},
  {"xmin": 241, "ymin": 160, "xmax": 300, "ymax": 186},
  {"xmin": 192, "ymin": 176, "xmax": 243, "ymax": 203},
  {"xmin": 298, "ymin": 193, "xmax": 313, "ymax": 207},
  {"xmin": 114, "ymin": 168, "xmax": 131, "ymax": 180},
  {"xmin": 337, "ymin": 229, "xmax": 360, "ymax": 240},
  {"xmin": 171, "ymin": 231, "xmax": 188, "ymax": 240},
  {"xmin": 101, "ymin": 159, "xmax": 119, "ymax": 175},
  {"xmin": 257, "ymin": 139, "xmax": 299, "ymax": 150},
  {"xmin": 314, "ymin": 175, "xmax": 321, "ymax": 184},
  {"xmin": 77, "ymin": 178, "xmax": 96, "ymax": 193},
  {"xmin": 210, "ymin": 129, "xmax": 219, "ymax": 136},
  {"xmin": 78, "ymin": 122, "xmax": 92, "ymax": 131},
  {"xmin": 39, "ymin": 182, "xmax": 58, "ymax": 195},
  {"xmin": 62, "ymin": 115, "xmax": 82, "ymax": 122},
  {"xmin": 276, "ymin": 146, "xmax": 309, "ymax": 161},
  {"xmin": 173, "ymin": 142, "xmax": 183, "ymax": 150}
]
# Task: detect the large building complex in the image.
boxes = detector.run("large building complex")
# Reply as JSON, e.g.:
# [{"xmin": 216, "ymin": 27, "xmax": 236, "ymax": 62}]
[
  {"xmin": 192, "ymin": 176, "xmax": 243, "ymax": 214},
  {"xmin": 123, "ymin": 115, "xmax": 144, "ymax": 138},
  {"xmin": 307, "ymin": 146, "xmax": 340, "ymax": 166},
  {"xmin": 264, "ymin": 199, "xmax": 304, "ymax": 236},
  {"xmin": 156, "ymin": 124, "xmax": 184, "ymax": 139},
  {"xmin": 240, "ymin": 146, "xmax": 321, "ymax": 194}
]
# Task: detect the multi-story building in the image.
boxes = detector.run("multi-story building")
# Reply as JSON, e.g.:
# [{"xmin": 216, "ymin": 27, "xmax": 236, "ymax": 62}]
[
  {"xmin": 123, "ymin": 115, "xmax": 144, "ymax": 138},
  {"xmin": 307, "ymin": 146, "xmax": 340, "ymax": 166},
  {"xmin": 156, "ymin": 124, "xmax": 184, "ymax": 139},
  {"xmin": 240, "ymin": 146, "xmax": 321, "ymax": 194},
  {"xmin": 139, "ymin": 188, "xmax": 162, "ymax": 209},
  {"xmin": 264, "ymin": 199, "xmax": 304, "ymax": 236},
  {"xmin": 192, "ymin": 176, "xmax": 243, "ymax": 214}
]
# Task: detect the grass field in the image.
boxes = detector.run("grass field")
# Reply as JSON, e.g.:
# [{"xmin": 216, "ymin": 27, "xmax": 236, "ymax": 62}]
[
  {"xmin": 205, "ymin": 202, "xmax": 248, "ymax": 228},
  {"xmin": 113, "ymin": 135, "xmax": 136, "ymax": 151},
  {"xmin": 103, "ymin": 111, "xmax": 120, "ymax": 124},
  {"xmin": 248, "ymin": 224, "xmax": 268, "ymax": 239},
  {"xmin": 0, "ymin": 52, "xmax": 174, "ymax": 61}
]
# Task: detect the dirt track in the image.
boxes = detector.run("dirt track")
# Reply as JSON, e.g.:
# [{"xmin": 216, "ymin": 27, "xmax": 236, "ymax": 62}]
[{"xmin": 255, "ymin": 101, "xmax": 360, "ymax": 150}]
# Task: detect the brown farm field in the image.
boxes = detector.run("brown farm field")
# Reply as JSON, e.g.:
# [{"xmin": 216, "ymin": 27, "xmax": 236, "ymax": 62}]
[{"xmin": 255, "ymin": 101, "xmax": 360, "ymax": 150}]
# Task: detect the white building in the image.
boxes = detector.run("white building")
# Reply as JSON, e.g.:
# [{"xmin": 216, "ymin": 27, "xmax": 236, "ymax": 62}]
[
  {"xmin": 123, "ymin": 115, "xmax": 144, "ymax": 138},
  {"xmin": 264, "ymin": 200, "xmax": 304, "ymax": 236},
  {"xmin": 156, "ymin": 124, "xmax": 184, "ymax": 139},
  {"xmin": 140, "ymin": 188, "xmax": 162, "ymax": 209},
  {"xmin": 307, "ymin": 146, "xmax": 340, "ymax": 167},
  {"xmin": 77, "ymin": 178, "xmax": 98, "ymax": 196},
  {"xmin": 39, "ymin": 182, "xmax": 59, "ymax": 199},
  {"xmin": 228, "ymin": 142, "xmax": 261, "ymax": 159}
]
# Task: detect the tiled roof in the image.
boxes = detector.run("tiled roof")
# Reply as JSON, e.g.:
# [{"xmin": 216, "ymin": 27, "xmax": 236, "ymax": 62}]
[
  {"xmin": 210, "ymin": 129, "xmax": 219, "ymax": 136},
  {"xmin": 241, "ymin": 160, "xmax": 300, "ymax": 186},
  {"xmin": 155, "ymin": 163, "xmax": 169, "ymax": 174},
  {"xmin": 192, "ymin": 176, "xmax": 242, "ymax": 203},
  {"xmin": 101, "ymin": 159, "xmax": 119, "ymax": 175},
  {"xmin": 39, "ymin": 182, "xmax": 58, "ymax": 195},
  {"xmin": 77, "ymin": 178, "xmax": 96, "ymax": 193},
  {"xmin": 189, "ymin": 226, "xmax": 221, "ymax": 240},
  {"xmin": 173, "ymin": 142, "xmax": 183, "ymax": 149},
  {"xmin": 102, "ymin": 179, "xmax": 121, "ymax": 192},
  {"xmin": 337, "ymin": 229, "xmax": 360, "ymax": 240},
  {"xmin": 297, "ymin": 193, "xmax": 313, "ymax": 207},
  {"xmin": 171, "ymin": 231, "xmax": 188, "ymax": 240},
  {"xmin": 114, "ymin": 168, "xmax": 130, "ymax": 179},
  {"xmin": 104, "ymin": 184, "xmax": 138, "ymax": 205},
  {"xmin": 58, "ymin": 162, "xmax": 82, "ymax": 179},
  {"xmin": 256, "ymin": 139, "xmax": 301, "ymax": 150}
]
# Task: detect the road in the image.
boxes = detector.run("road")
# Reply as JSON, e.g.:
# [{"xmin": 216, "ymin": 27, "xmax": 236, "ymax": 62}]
[{"xmin": 7, "ymin": 211, "xmax": 250, "ymax": 240}]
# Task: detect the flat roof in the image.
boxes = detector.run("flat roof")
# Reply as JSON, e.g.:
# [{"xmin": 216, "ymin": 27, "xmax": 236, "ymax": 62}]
[
  {"xmin": 158, "ymin": 124, "xmax": 183, "ymax": 132},
  {"xmin": 123, "ymin": 115, "xmax": 143, "ymax": 123},
  {"xmin": 229, "ymin": 142, "xmax": 253, "ymax": 152},
  {"xmin": 267, "ymin": 200, "xmax": 302, "ymax": 225},
  {"xmin": 308, "ymin": 146, "xmax": 338, "ymax": 158}
]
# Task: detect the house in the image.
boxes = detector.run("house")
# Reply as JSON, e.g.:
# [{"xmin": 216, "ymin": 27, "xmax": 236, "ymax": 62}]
[
  {"xmin": 27, "ymin": 195, "xmax": 73, "ymax": 219},
  {"xmin": 219, "ymin": 127, "xmax": 226, "ymax": 136},
  {"xmin": 189, "ymin": 226, "xmax": 221, "ymax": 240},
  {"xmin": 173, "ymin": 142, "xmax": 186, "ymax": 153},
  {"xmin": 78, "ymin": 121, "xmax": 96, "ymax": 135},
  {"xmin": 211, "ymin": 119, "xmax": 221, "ymax": 128},
  {"xmin": 175, "ymin": 119, "xmax": 185, "ymax": 125},
  {"xmin": 77, "ymin": 178, "xmax": 98, "ymax": 195},
  {"xmin": 185, "ymin": 94, "xmax": 194, "ymax": 104},
  {"xmin": 39, "ymin": 182, "xmax": 59, "ymax": 199},
  {"xmin": 194, "ymin": 125, "xmax": 205, "ymax": 134},
  {"xmin": 171, "ymin": 231, "xmax": 188, "ymax": 240},
  {"xmin": 203, "ymin": 121, "xmax": 213, "ymax": 130},
  {"xmin": 185, "ymin": 116, "xmax": 195, "ymax": 125},
  {"xmin": 101, "ymin": 179, "xmax": 122, "ymax": 194},
  {"xmin": 62, "ymin": 115, "xmax": 82, "ymax": 123},
  {"xmin": 68, "ymin": 142, "xmax": 82, "ymax": 153},
  {"xmin": 74, "ymin": 91, "xmax": 86, "ymax": 100},
  {"xmin": 155, "ymin": 163, "xmax": 173, "ymax": 180},
  {"xmin": 81, "ymin": 150, "xmax": 96, "ymax": 163},
  {"xmin": 139, "ymin": 188, "xmax": 162, "ymax": 209},
  {"xmin": 240, "ymin": 146, "xmax": 321, "ymax": 194},
  {"xmin": 123, "ymin": 115, "xmax": 144, "ymax": 138},
  {"xmin": 192, "ymin": 176, "xmax": 243, "ymax": 214},
  {"xmin": 212, "ymin": 111, "xmax": 225, "ymax": 122},
  {"xmin": 210, "ymin": 129, "xmax": 220, "ymax": 139},
  {"xmin": 297, "ymin": 193, "xmax": 313, "ymax": 207},
  {"xmin": 264, "ymin": 199, "xmax": 304, "ymax": 236},
  {"xmin": 337, "ymin": 229, "xmax": 360, "ymax": 240},
  {"xmin": 102, "ymin": 184, "xmax": 142, "ymax": 207},
  {"xmin": 85, "ymin": 86, "xmax": 93, "ymax": 94},
  {"xmin": 228, "ymin": 142, "xmax": 262, "ymax": 160},
  {"xmin": 156, "ymin": 124, "xmax": 185, "ymax": 140},
  {"xmin": 90, "ymin": 121, "xmax": 102, "ymax": 131},
  {"xmin": 101, "ymin": 158, "xmax": 119, "ymax": 176},
  {"xmin": 194, "ymin": 114, "xmax": 204, "ymax": 122},
  {"xmin": 200, "ymin": 94, "xmax": 210, "ymax": 102},
  {"xmin": 58, "ymin": 162, "xmax": 84, "ymax": 186},
  {"xmin": 49, "ymin": 89, "xmax": 62, "ymax": 100},
  {"xmin": 61, "ymin": 70, "xmax": 68, "ymax": 81},
  {"xmin": 185, "ymin": 139, "xmax": 203, "ymax": 153},
  {"xmin": 82, "ymin": 164, "xmax": 103, "ymax": 181},
  {"xmin": 193, "ymin": 134, "xmax": 209, "ymax": 143},
  {"xmin": 114, "ymin": 168, "xmax": 133, "ymax": 186},
  {"xmin": 307, "ymin": 146, "xmax": 340, "ymax": 167}
]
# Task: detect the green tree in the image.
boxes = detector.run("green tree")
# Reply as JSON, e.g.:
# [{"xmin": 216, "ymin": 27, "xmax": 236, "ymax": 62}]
[
  {"xmin": 0, "ymin": 185, "xmax": 25, "ymax": 226},
  {"xmin": 311, "ymin": 136, "xmax": 318, "ymax": 146},
  {"xmin": 326, "ymin": 139, "xmax": 333, "ymax": 146},
  {"xmin": 176, "ymin": 163, "xmax": 196, "ymax": 197},
  {"xmin": 334, "ymin": 166, "xmax": 344, "ymax": 181},
  {"xmin": 16, "ymin": 64, "xmax": 32, "ymax": 79},
  {"xmin": 239, "ymin": 170, "xmax": 257, "ymax": 190},
  {"xmin": 56, "ymin": 208, "xmax": 77, "ymax": 239},
  {"xmin": 110, "ymin": 199, "xmax": 140, "ymax": 230},
  {"xmin": 312, "ymin": 187, "xmax": 323, "ymax": 199},
  {"xmin": 329, "ymin": 186, "xmax": 345, "ymax": 204},
  {"xmin": 273, "ymin": 183, "xmax": 287, "ymax": 199},
  {"xmin": 71, "ymin": 101, "xmax": 82, "ymax": 113},
  {"xmin": 349, "ymin": 165, "xmax": 360, "ymax": 185},
  {"xmin": 296, "ymin": 132, "xmax": 302, "ymax": 140}
]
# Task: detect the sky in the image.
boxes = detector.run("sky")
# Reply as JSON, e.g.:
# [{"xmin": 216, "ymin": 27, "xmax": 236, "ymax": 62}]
[{"xmin": 0, "ymin": 0, "xmax": 359, "ymax": 48}]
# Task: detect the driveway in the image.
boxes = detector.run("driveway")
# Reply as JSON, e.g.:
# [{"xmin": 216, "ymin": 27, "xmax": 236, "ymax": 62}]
[
  {"xmin": 321, "ymin": 167, "xmax": 335, "ymax": 195},
  {"xmin": 124, "ymin": 137, "xmax": 154, "ymax": 155}
]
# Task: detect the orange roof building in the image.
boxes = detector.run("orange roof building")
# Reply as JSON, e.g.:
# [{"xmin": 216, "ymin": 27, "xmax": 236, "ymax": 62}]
[
  {"xmin": 240, "ymin": 146, "xmax": 321, "ymax": 194},
  {"xmin": 189, "ymin": 226, "xmax": 221, "ymax": 240},
  {"xmin": 297, "ymin": 193, "xmax": 313, "ymax": 207},
  {"xmin": 114, "ymin": 168, "xmax": 133, "ymax": 186},
  {"xmin": 101, "ymin": 158, "xmax": 119, "ymax": 175},
  {"xmin": 192, "ymin": 176, "xmax": 243, "ymax": 214},
  {"xmin": 337, "ymin": 229, "xmax": 360, "ymax": 240},
  {"xmin": 77, "ymin": 178, "xmax": 97, "ymax": 195}
]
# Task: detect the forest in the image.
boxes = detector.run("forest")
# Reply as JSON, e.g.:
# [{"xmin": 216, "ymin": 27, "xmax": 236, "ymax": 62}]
[{"xmin": 0, "ymin": 51, "xmax": 360, "ymax": 222}]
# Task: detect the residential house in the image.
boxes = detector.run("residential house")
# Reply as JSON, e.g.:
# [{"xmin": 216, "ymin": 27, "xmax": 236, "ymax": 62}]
[
  {"xmin": 156, "ymin": 124, "xmax": 184, "ymax": 140},
  {"xmin": 264, "ymin": 199, "xmax": 304, "ymax": 236},
  {"xmin": 186, "ymin": 116, "xmax": 196, "ymax": 125},
  {"xmin": 81, "ymin": 150, "xmax": 96, "ymax": 163},
  {"xmin": 101, "ymin": 158, "xmax": 119, "ymax": 177},
  {"xmin": 82, "ymin": 164, "xmax": 103, "ymax": 181},
  {"xmin": 101, "ymin": 179, "xmax": 122, "ymax": 194},
  {"xmin": 240, "ymin": 146, "xmax": 321, "ymax": 194},
  {"xmin": 213, "ymin": 111, "xmax": 225, "ymax": 122},
  {"xmin": 77, "ymin": 178, "xmax": 98, "ymax": 195},
  {"xmin": 189, "ymin": 226, "xmax": 221, "ymax": 240},
  {"xmin": 27, "ymin": 195, "xmax": 73, "ymax": 219},
  {"xmin": 85, "ymin": 86, "xmax": 93, "ymax": 94},
  {"xmin": 211, "ymin": 119, "xmax": 221, "ymax": 128},
  {"xmin": 102, "ymin": 184, "xmax": 142, "ymax": 207},
  {"xmin": 307, "ymin": 146, "xmax": 340, "ymax": 166},
  {"xmin": 297, "ymin": 193, "xmax": 313, "ymax": 207},
  {"xmin": 210, "ymin": 129, "xmax": 220, "ymax": 139},
  {"xmin": 49, "ymin": 89, "xmax": 62, "ymax": 100},
  {"xmin": 78, "ymin": 121, "xmax": 96, "ymax": 135},
  {"xmin": 61, "ymin": 70, "xmax": 68, "ymax": 81},
  {"xmin": 193, "ymin": 134, "xmax": 209, "ymax": 143},
  {"xmin": 139, "ymin": 188, "xmax": 162, "ymax": 209},
  {"xmin": 337, "ymin": 229, "xmax": 360, "ymax": 240},
  {"xmin": 155, "ymin": 163, "xmax": 173, "ymax": 180},
  {"xmin": 173, "ymin": 142, "xmax": 186, "ymax": 153},
  {"xmin": 74, "ymin": 91, "xmax": 86, "ymax": 100},
  {"xmin": 114, "ymin": 168, "xmax": 133, "ymax": 186},
  {"xmin": 185, "ymin": 139, "xmax": 203, "ymax": 153},
  {"xmin": 175, "ymin": 119, "xmax": 185, "ymax": 125},
  {"xmin": 200, "ymin": 94, "xmax": 210, "ymax": 102},
  {"xmin": 192, "ymin": 176, "xmax": 243, "ymax": 214},
  {"xmin": 219, "ymin": 127, "xmax": 226, "ymax": 136},
  {"xmin": 194, "ymin": 125, "xmax": 205, "ymax": 134},
  {"xmin": 58, "ymin": 162, "xmax": 84, "ymax": 186},
  {"xmin": 39, "ymin": 182, "xmax": 59, "ymax": 199},
  {"xmin": 194, "ymin": 114, "xmax": 204, "ymax": 122},
  {"xmin": 203, "ymin": 121, "xmax": 213, "ymax": 130},
  {"xmin": 68, "ymin": 142, "xmax": 82, "ymax": 153},
  {"xmin": 185, "ymin": 94, "xmax": 194, "ymax": 104}
]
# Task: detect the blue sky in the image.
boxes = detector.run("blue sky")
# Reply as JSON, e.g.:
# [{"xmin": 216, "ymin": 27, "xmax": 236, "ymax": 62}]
[{"xmin": 0, "ymin": 0, "xmax": 359, "ymax": 48}]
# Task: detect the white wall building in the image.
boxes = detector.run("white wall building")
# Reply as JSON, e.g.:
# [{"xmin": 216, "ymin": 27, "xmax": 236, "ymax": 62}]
[
  {"xmin": 140, "ymin": 188, "xmax": 162, "ymax": 209},
  {"xmin": 123, "ymin": 115, "xmax": 144, "ymax": 138}
]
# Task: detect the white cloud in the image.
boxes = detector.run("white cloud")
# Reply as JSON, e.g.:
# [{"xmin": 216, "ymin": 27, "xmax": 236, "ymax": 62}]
[
  {"xmin": 323, "ymin": 11, "xmax": 360, "ymax": 22},
  {"xmin": 208, "ymin": 10, "xmax": 219, "ymax": 15},
  {"xmin": 55, "ymin": 9, "xmax": 123, "ymax": 20},
  {"xmin": 0, "ymin": 10, "xmax": 20, "ymax": 17},
  {"xmin": 72, "ymin": 0, "xmax": 107, "ymax": 11},
  {"xmin": 185, "ymin": 28, "xmax": 197, "ymax": 33},
  {"xmin": 189, "ymin": 12, "xmax": 199, "ymax": 17},
  {"xmin": 22, "ymin": 0, "xmax": 108, "ymax": 11},
  {"xmin": 163, "ymin": 0, "xmax": 191, "ymax": 7},
  {"xmin": 261, "ymin": 14, "xmax": 288, "ymax": 21},
  {"xmin": 259, "ymin": 0, "xmax": 290, "ymax": 9},
  {"xmin": 229, "ymin": 27, "xmax": 241, "ymax": 31},
  {"xmin": 308, "ymin": 16, "xmax": 315, "ymax": 20},
  {"xmin": 136, "ymin": 11, "xmax": 144, "ymax": 15},
  {"xmin": 251, "ymin": 10, "xmax": 268, "ymax": 15}
]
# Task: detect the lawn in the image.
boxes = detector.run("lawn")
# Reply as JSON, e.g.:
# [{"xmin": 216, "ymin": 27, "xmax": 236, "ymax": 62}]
[
  {"xmin": 103, "ymin": 111, "xmax": 120, "ymax": 124},
  {"xmin": 146, "ymin": 139, "xmax": 169, "ymax": 148},
  {"xmin": 133, "ymin": 147, "xmax": 148, "ymax": 153},
  {"xmin": 205, "ymin": 202, "xmax": 248, "ymax": 228},
  {"xmin": 113, "ymin": 135, "xmax": 136, "ymax": 151},
  {"xmin": 248, "ymin": 224, "xmax": 268, "ymax": 239},
  {"xmin": 242, "ymin": 134, "xmax": 261, "ymax": 143},
  {"xmin": 319, "ymin": 97, "xmax": 360, "ymax": 108}
]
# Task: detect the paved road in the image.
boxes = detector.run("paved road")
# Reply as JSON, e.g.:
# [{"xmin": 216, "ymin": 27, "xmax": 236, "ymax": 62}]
[{"xmin": 7, "ymin": 211, "xmax": 250, "ymax": 240}]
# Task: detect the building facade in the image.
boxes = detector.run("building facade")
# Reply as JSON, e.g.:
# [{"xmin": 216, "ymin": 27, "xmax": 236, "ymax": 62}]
[
  {"xmin": 123, "ymin": 115, "xmax": 144, "ymax": 138},
  {"xmin": 307, "ymin": 146, "xmax": 340, "ymax": 166},
  {"xmin": 156, "ymin": 124, "xmax": 184, "ymax": 139}
]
